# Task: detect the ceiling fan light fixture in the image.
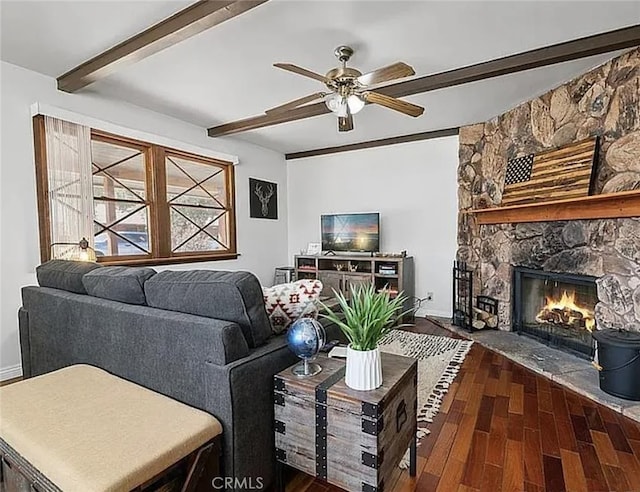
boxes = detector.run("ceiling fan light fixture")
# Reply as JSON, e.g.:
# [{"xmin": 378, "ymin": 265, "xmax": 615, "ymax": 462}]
[
  {"xmin": 324, "ymin": 93, "xmax": 364, "ymax": 117},
  {"xmin": 324, "ymin": 93, "xmax": 346, "ymax": 116},
  {"xmin": 347, "ymin": 94, "xmax": 365, "ymax": 114}
]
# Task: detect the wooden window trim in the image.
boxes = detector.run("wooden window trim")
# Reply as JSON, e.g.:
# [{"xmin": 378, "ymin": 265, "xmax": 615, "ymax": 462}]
[
  {"xmin": 33, "ymin": 115, "xmax": 52, "ymax": 263},
  {"xmin": 33, "ymin": 117, "xmax": 238, "ymax": 266}
]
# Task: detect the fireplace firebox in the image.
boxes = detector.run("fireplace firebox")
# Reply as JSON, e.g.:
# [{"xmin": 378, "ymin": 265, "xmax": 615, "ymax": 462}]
[{"xmin": 513, "ymin": 267, "xmax": 598, "ymax": 359}]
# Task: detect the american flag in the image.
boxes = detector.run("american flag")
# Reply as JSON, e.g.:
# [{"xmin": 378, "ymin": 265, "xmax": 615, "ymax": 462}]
[
  {"xmin": 501, "ymin": 138, "xmax": 598, "ymax": 206},
  {"xmin": 505, "ymin": 154, "xmax": 534, "ymax": 185}
]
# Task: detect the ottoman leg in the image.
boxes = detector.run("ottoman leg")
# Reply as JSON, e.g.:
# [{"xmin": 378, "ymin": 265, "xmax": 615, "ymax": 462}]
[{"xmin": 183, "ymin": 436, "xmax": 222, "ymax": 492}]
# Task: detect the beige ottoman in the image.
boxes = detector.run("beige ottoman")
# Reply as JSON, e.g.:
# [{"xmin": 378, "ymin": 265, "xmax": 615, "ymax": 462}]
[{"xmin": 0, "ymin": 365, "xmax": 222, "ymax": 492}]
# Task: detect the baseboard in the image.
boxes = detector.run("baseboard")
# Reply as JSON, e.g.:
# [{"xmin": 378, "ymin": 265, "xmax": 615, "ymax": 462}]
[
  {"xmin": 0, "ymin": 364, "xmax": 23, "ymax": 382},
  {"xmin": 416, "ymin": 308, "xmax": 450, "ymax": 319}
]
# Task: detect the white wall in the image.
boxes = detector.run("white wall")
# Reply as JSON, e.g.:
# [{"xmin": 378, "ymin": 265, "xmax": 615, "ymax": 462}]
[
  {"xmin": 0, "ymin": 61, "xmax": 289, "ymax": 379},
  {"xmin": 287, "ymin": 136, "xmax": 459, "ymax": 318}
]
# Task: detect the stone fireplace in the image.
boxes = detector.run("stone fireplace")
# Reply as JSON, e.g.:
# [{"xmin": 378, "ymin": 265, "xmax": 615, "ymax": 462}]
[
  {"xmin": 513, "ymin": 267, "xmax": 597, "ymax": 359},
  {"xmin": 457, "ymin": 47, "xmax": 640, "ymax": 342}
]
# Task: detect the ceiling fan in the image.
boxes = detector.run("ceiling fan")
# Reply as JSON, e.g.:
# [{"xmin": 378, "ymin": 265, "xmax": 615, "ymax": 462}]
[{"xmin": 266, "ymin": 46, "xmax": 424, "ymax": 132}]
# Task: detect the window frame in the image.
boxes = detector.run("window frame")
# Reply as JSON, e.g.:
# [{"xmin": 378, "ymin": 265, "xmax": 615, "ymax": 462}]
[{"xmin": 33, "ymin": 116, "xmax": 238, "ymax": 267}]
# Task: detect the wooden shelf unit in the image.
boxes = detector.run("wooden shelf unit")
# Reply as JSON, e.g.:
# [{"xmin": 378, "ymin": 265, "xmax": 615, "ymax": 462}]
[
  {"xmin": 466, "ymin": 190, "xmax": 640, "ymax": 225},
  {"xmin": 294, "ymin": 254, "xmax": 415, "ymax": 321}
]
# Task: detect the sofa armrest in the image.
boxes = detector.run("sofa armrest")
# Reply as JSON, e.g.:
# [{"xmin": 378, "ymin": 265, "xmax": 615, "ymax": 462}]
[
  {"xmin": 203, "ymin": 336, "xmax": 296, "ymax": 490},
  {"xmin": 202, "ymin": 317, "xmax": 251, "ymax": 366}
]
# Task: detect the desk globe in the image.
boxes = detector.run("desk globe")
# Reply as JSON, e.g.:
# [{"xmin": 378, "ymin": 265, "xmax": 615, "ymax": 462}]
[{"xmin": 286, "ymin": 318, "xmax": 325, "ymax": 377}]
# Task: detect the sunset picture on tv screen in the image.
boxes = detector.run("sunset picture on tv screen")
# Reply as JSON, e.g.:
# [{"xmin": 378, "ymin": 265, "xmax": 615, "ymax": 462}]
[{"xmin": 321, "ymin": 213, "xmax": 379, "ymax": 252}]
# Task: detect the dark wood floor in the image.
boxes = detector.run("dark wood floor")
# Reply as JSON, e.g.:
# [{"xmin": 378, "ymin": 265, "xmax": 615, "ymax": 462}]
[{"xmin": 287, "ymin": 318, "xmax": 640, "ymax": 492}]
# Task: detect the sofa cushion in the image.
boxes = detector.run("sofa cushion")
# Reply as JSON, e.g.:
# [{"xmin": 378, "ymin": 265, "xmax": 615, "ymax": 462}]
[
  {"xmin": 82, "ymin": 266, "xmax": 156, "ymax": 305},
  {"xmin": 144, "ymin": 270, "xmax": 271, "ymax": 348},
  {"xmin": 36, "ymin": 260, "xmax": 102, "ymax": 295},
  {"xmin": 263, "ymin": 279, "xmax": 324, "ymax": 334}
]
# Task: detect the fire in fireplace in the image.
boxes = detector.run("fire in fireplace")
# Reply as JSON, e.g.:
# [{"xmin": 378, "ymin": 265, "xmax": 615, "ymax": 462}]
[
  {"xmin": 535, "ymin": 290, "xmax": 596, "ymax": 332},
  {"xmin": 513, "ymin": 267, "xmax": 598, "ymax": 359}
]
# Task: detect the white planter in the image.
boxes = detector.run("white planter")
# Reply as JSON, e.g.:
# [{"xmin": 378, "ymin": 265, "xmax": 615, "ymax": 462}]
[{"xmin": 345, "ymin": 345, "xmax": 383, "ymax": 391}]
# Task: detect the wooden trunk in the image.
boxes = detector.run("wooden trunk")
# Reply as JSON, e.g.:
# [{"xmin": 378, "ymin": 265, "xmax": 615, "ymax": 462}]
[{"xmin": 274, "ymin": 353, "xmax": 417, "ymax": 492}]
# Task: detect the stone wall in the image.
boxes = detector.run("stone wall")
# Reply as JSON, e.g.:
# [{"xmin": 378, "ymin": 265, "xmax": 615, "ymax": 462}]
[{"xmin": 457, "ymin": 47, "xmax": 640, "ymax": 332}]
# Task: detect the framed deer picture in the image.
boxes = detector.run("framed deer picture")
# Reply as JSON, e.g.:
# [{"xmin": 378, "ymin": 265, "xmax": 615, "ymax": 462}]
[{"xmin": 249, "ymin": 178, "xmax": 278, "ymax": 219}]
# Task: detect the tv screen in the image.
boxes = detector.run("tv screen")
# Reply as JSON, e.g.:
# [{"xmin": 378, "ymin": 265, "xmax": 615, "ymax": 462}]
[{"xmin": 321, "ymin": 213, "xmax": 380, "ymax": 253}]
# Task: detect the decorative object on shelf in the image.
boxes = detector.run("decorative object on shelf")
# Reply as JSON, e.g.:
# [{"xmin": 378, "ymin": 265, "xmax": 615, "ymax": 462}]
[
  {"xmin": 249, "ymin": 178, "xmax": 278, "ymax": 219},
  {"xmin": 373, "ymin": 250, "xmax": 407, "ymax": 258},
  {"xmin": 335, "ymin": 263, "xmax": 344, "ymax": 271},
  {"xmin": 263, "ymin": 279, "xmax": 323, "ymax": 334},
  {"xmin": 305, "ymin": 242, "xmax": 321, "ymax": 255},
  {"xmin": 501, "ymin": 137, "xmax": 598, "ymax": 207},
  {"xmin": 50, "ymin": 237, "xmax": 97, "ymax": 262},
  {"xmin": 347, "ymin": 262, "xmax": 358, "ymax": 272},
  {"xmin": 321, "ymin": 284, "xmax": 409, "ymax": 390},
  {"xmin": 266, "ymin": 46, "xmax": 423, "ymax": 133},
  {"xmin": 286, "ymin": 318, "xmax": 326, "ymax": 377},
  {"xmin": 378, "ymin": 263, "xmax": 397, "ymax": 275}
]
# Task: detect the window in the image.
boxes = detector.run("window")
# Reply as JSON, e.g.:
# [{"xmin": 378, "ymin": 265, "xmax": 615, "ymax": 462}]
[
  {"xmin": 91, "ymin": 134, "xmax": 151, "ymax": 260},
  {"xmin": 165, "ymin": 151, "xmax": 232, "ymax": 254},
  {"xmin": 34, "ymin": 116, "xmax": 237, "ymax": 266}
]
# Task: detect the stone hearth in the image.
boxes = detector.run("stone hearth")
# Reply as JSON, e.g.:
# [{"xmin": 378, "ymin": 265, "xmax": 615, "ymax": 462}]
[{"xmin": 457, "ymin": 47, "xmax": 640, "ymax": 334}]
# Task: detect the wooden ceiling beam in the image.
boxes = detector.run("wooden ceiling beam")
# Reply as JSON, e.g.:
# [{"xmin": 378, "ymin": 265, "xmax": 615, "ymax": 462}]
[
  {"xmin": 207, "ymin": 24, "xmax": 640, "ymax": 138},
  {"xmin": 380, "ymin": 24, "xmax": 640, "ymax": 99},
  {"xmin": 57, "ymin": 0, "xmax": 269, "ymax": 93},
  {"xmin": 285, "ymin": 127, "xmax": 459, "ymax": 160}
]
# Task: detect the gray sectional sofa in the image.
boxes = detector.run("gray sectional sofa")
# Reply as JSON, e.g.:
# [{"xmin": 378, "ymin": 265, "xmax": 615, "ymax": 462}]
[{"xmin": 18, "ymin": 260, "xmax": 340, "ymax": 491}]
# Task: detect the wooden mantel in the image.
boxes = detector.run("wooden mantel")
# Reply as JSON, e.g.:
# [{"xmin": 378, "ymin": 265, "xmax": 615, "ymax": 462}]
[{"xmin": 466, "ymin": 189, "xmax": 640, "ymax": 225}]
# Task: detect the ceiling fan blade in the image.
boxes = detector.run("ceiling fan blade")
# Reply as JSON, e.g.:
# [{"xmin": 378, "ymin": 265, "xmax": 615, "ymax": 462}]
[
  {"xmin": 338, "ymin": 112, "xmax": 354, "ymax": 132},
  {"xmin": 265, "ymin": 92, "xmax": 327, "ymax": 114},
  {"xmin": 363, "ymin": 91, "xmax": 424, "ymax": 117},
  {"xmin": 274, "ymin": 63, "xmax": 329, "ymax": 83},
  {"xmin": 357, "ymin": 62, "xmax": 415, "ymax": 87}
]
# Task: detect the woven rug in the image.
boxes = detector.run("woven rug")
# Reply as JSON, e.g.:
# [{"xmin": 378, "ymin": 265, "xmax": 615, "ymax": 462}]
[{"xmin": 378, "ymin": 329, "xmax": 473, "ymax": 466}]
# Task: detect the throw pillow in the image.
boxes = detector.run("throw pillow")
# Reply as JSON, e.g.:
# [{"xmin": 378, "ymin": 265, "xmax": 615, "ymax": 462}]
[{"xmin": 263, "ymin": 279, "xmax": 323, "ymax": 334}]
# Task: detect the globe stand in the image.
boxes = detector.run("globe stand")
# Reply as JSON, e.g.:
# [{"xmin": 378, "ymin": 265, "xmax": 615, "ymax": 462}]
[{"xmin": 292, "ymin": 359, "xmax": 322, "ymax": 377}]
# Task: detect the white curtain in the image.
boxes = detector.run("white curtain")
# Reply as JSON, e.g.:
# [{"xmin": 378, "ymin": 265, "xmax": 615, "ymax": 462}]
[{"xmin": 44, "ymin": 116, "xmax": 93, "ymax": 259}]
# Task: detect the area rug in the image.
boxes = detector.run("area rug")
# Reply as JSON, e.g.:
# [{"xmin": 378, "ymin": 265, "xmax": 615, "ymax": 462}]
[{"xmin": 378, "ymin": 329, "xmax": 473, "ymax": 467}]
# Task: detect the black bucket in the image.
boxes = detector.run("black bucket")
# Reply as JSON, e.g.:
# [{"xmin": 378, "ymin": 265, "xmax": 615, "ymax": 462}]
[{"xmin": 593, "ymin": 329, "xmax": 640, "ymax": 401}]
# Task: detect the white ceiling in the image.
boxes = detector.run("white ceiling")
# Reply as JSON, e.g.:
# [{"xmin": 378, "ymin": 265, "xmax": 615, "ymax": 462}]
[{"xmin": 2, "ymin": 1, "xmax": 639, "ymax": 154}]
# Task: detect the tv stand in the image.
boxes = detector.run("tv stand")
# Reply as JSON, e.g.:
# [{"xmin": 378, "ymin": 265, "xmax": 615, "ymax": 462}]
[{"xmin": 294, "ymin": 254, "xmax": 415, "ymax": 322}]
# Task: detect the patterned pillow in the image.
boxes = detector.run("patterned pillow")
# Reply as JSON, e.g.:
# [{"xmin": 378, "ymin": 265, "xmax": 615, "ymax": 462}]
[{"xmin": 263, "ymin": 279, "xmax": 324, "ymax": 334}]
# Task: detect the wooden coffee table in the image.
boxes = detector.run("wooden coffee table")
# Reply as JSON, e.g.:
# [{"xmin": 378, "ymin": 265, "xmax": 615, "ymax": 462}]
[{"xmin": 274, "ymin": 352, "xmax": 417, "ymax": 492}]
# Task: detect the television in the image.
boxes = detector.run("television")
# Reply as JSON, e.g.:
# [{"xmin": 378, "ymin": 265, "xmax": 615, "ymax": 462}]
[{"xmin": 321, "ymin": 213, "xmax": 380, "ymax": 253}]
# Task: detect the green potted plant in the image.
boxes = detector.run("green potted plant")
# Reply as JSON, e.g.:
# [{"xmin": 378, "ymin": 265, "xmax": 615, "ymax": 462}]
[{"xmin": 321, "ymin": 284, "xmax": 410, "ymax": 390}]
